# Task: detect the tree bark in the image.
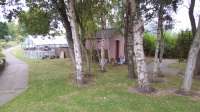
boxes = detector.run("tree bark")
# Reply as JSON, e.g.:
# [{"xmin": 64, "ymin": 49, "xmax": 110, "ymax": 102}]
[
  {"xmin": 100, "ymin": 14, "xmax": 106, "ymax": 72},
  {"xmin": 65, "ymin": 0, "xmax": 83, "ymax": 85},
  {"xmin": 189, "ymin": 0, "xmax": 200, "ymax": 77},
  {"xmin": 100, "ymin": 39, "xmax": 106, "ymax": 71},
  {"xmin": 125, "ymin": 0, "xmax": 137, "ymax": 79},
  {"xmin": 133, "ymin": 19, "xmax": 149, "ymax": 90},
  {"xmin": 194, "ymin": 51, "xmax": 200, "ymax": 77},
  {"xmin": 153, "ymin": 4, "xmax": 163, "ymax": 79},
  {"xmin": 52, "ymin": 0, "xmax": 75, "ymax": 64},
  {"xmin": 129, "ymin": 0, "xmax": 150, "ymax": 90},
  {"xmin": 181, "ymin": 17, "xmax": 200, "ymax": 92},
  {"xmin": 159, "ymin": 30, "xmax": 164, "ymax": 63},
  {"xmin": 189, "ymin": 0, "xmax": 196, "ymax": 37}
]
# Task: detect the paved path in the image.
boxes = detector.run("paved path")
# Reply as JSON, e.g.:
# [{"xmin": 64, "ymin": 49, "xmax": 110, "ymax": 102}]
[
  {"xmin": 147, "ymin": 59, "xmax": 183, "ymax": 76},
  {"xmin": 0, "ymin": 47, "xmax": 28, "ymax": 106}
]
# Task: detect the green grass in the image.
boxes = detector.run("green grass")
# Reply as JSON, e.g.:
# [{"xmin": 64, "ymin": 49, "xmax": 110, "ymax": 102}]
[
  {"xmin": 0, "ymin": 48, "xmax": 200, "ymax": 112},
  {"xmin": 168, "ymin": 62, "xmax": 186, "ymax": 71},
  {"xmin": 0, "ymin": 48, "xmax": 4, "ymax": 60}
]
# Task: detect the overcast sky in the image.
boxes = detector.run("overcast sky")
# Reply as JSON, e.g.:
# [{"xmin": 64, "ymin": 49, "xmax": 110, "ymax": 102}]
[
  {"xmin": 0, "ymin": 0, "xmax": 199, "ymax": 33},
  {"xmin": 173, "ymin": 0, "xmax": 200, "ymax": 32}
]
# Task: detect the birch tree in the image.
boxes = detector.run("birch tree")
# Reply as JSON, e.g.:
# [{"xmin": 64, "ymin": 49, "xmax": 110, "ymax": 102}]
[
  {"xmin": 153, "ymin": 3, "xmax": 164, "ymax": 79},
  {"xmin": 188, "ymin": 0, "xmax": 200, "ymax": 78},
  {"xmin": 127, "ymin": 0, "xmax": 152, "ymax": 92},
  {"xmin": 52, "ymin": 0, "xmax": 75, "ymax": 64},
  {"xmin": 143, "ymin": 0, "xmax": 180, "ymax": 79},
  {"xmin": 124, "ymin": 0, "xmax": 137, "ymax": 79},
  {"xmin": 64, "ymin": 0, "xmax": 83, "ymax": 84},
  {"xmin": 100, "ymin": 14, "xmax": 106, "ymax": 72},
  {"xmin": 181, "ymin": 17, "xmax": 200, "ymax": 92}
]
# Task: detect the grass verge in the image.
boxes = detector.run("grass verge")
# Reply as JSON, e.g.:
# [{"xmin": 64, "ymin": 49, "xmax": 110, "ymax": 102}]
[{"xmin": 0, "ymin": 48, "xmax": 200, "ymax": 112}]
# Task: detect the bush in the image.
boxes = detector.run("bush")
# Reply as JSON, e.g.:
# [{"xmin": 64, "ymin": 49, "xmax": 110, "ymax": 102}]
[
  {"xmin": 144, "ymin": 32, "xmax": 156, "ymax": 56},
  {"xmin": 0, "ymin": 48, "xmax": 5, "ymax": 72},
  {"xmin": 163, "ymin": 32, "xmax": 177, "ymax": 58},
  {"xmin": 144, "ymin": 31, "xmax": 193, "ymax": 59},
  {"xmin": 175, "ymin": 30, "xmax": 192, "ymax": 59},
  {"xmin": 144, "ymin": 32, "xmax": 177, "ymax": 58}
]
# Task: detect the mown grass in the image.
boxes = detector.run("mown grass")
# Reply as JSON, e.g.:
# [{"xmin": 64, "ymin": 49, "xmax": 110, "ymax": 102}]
[
  {"xmin": 0, "ymin": 48, "xmax": 5, "ymax": 60},
  {"xmin": 0, "ymin": 47, "xmax": 200, "ymax": 112},
  {"xmin": 168, "ymin": 62, "xmax": 186, "ymax": 71}
]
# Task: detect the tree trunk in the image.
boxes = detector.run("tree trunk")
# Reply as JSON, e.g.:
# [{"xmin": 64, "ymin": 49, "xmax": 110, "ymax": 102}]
[
  {"xmin": 189, "ymin": 0, "xmax": 196, "ymax": 37},
  {"xmin": 100, "ymin": 39, "xmax": 106, "ymax": 72},
  {"xmin": 194, "ymin": 51, "xmax": 200, "ymax": 77},
  {"xmin": 181, "ymin": 17, "xmax": 200, "ymax": 92},
  {"xmin": 159, "ymin": 30, "xmax": 164, "ymax": 63},
  {"xmin": 133, "ymin": 19, "xmax": 150, "ymax": 90},
  {"xmin": 125, "ymin": 0, "xmax": 137, "ymax": 79},
  {"xmin": 52, "ymin": 0, "xmax": 75, "ymax": 64},
  {"xmin": 188, "ymin": 0, "xmax": 200, "ymax": 78},
  {"xmin": 153, "ymin": 4, "xmax": 163, "ymax": 79},
  {"xmin": 100, "ymin": 14, "xmax": 106, "ymax": 72},
  {"xmin": 129, "ymin": 0, "xmax": 150, "ymax": 91},
  {"xmin": 65, "ymin": 0, "xmax": 83, "ymax": 85}
]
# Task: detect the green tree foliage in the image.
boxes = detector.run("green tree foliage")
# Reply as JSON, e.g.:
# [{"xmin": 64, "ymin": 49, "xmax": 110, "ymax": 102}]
[
  {"xmin": 144, "ymin": 32, "xmax": 156, "ymax": 56},
  {"xmin": 144, "ymin": 32, "xmax": 177, "ymax": 58},
  {"xmin": 163, "ymin": 32, "xmax": 177, "ymax": 58},
  {"xmin": 176, "ymin": 30, "xmax": 193, "ymax": 59},
  {"xmin": 19, "ymin": 7, "xmax": 50, "ymax": 35},
  {"xmin": 0, "ymin": 22, "xmax": 9, "ymax": 39}
]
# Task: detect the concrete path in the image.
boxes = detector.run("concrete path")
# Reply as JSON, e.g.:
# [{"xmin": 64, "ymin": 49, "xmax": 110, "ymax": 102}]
[
  {"xmin": 147, "ymin": 59, "xmax": 183, "ymax": 76},
  {"xmin": 0, "ymin": 47, "xmax": 28, "ymax": 106}
]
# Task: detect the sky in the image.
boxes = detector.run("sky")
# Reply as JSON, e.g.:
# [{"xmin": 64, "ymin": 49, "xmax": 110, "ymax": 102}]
[
  {"xmin": 0, "ymin": 0, "xmax": 199, "ymax": 33},
  {"xmin": 173, "ymin": 0, "xmax": 200, "ymax": 32}
]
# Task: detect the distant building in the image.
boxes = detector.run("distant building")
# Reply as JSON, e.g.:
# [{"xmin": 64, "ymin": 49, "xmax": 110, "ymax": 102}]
[
  {"xmin": 85, "ymin": 29, "xmax": 125, "ymax": 64},
  {"xmin": 22, "ymin": 35, "xmax": 69, "ymax": 59}
]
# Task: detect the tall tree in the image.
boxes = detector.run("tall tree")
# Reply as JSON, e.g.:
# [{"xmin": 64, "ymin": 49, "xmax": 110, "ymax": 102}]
[
  {"xmin": 64, "ymin": 0, "xmax": 84, "ymax": 85},
  {"xmin": 181, "ymin": 17, "xmax": 200, "ymax": 92},
  {"xmin": 153, "ymin": 2, "xmax": 164, "ymax": 79},
  {"xmin": 143, "ymin": 0, "xmax": 180, "ymax": 79},
  {"xmin": 189, "ymin": 0, "xmax": 196, "ymax": 37},
  {"xmin": 19, "ymin": 7, "xmax": 50, "ymax": 35},
  {"xmin": 124, "ymin": 0, "xmax": 137, "ymax": 79},
  {"xmin": 189, "ymin": 0, "xmax": 200, "ymax": 78},
  {"xmin": 126, "ymin": 0, "xmax": 152, "ymax": 92},
  {"xmin": 0, "ymin": 22, "xmax": 9, "ymax": 39},
  {"xmin": 52, "ymin": 0, "xmax": 75, "ymax": 64}
]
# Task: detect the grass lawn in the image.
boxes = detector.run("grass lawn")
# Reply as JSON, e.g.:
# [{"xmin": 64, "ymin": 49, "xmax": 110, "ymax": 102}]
[
  {"xmin": 0, "ymin": 48, "xmax": 200, "ymax": 112},
  {"xmin": 168, "ymin": 62, "xmax": 186, "ymax": 71},
  {"xmin": 0, "ymin": 48, "xmax": 4, "ymax": 60}
]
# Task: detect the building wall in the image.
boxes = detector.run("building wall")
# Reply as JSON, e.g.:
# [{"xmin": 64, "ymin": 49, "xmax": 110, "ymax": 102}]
[
  {"xmin": 85, "ymin": 34, "xmax": 125, "ymax": 62},
  {"xmin": 108, "ymin": 34, "xmax": 125, "ymax": 61},
  {"xmin": 55, "ymin": 47, "xmax": 70, "ymax": 58}
]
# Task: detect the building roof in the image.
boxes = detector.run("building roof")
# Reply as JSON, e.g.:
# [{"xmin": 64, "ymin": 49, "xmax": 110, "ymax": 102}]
[
  {"xmin": 95, "ymin": 29, "xmax": 121, "ymax": 39},
  {"xmin": 22, "ymin": 35, "xmax": 68, "ymax": 48}
]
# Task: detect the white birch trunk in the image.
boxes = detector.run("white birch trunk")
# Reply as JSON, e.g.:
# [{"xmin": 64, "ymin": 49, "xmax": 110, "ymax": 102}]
[
  {"xmin": 100, "ymin": 39, "xmax": 106, "ymax": 71},
  {"xmin": 127, "ymin": 0, "xmax": 150, "ymax": 90},
  {"xmin": 65, "ymin": 0, "xmax": 83, "ymax": 84},
  {"xmin": 153, "ymin": 6, "xmax": 163, "ymax": 79},
  {"xmin": 133, "ymin": 19, "xmax": 149, "ymax": 89},
  {"xmin": 125, "ymin": 0, "xmax": 137, "ymax": 79},
  {"xmin": 181, "ymin": 17, "xmax": 200, "ymax": 92}
]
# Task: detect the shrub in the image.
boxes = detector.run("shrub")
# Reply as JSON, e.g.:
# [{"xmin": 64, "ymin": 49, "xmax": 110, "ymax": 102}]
[
  {"xmin": 144, "ymin": 32, "xmax": 177, "ymax": 58},
  {"xmin": 163, "ymin": 32, "xmax": 177, "ymax": 58},
  {"xmin": 144, "ymin": 30, "xmax": 193, "ymax": 59},
  {"xmin": 144, "ymin": 32, "xmax": 156, "ymax": 56},
  {"xmin": 0, "ymin": 48, "xmax": 4, "ymax": 60},
  {"xmin": 175, "ymin": 30, "xmax": 193, "ymax": 59}
]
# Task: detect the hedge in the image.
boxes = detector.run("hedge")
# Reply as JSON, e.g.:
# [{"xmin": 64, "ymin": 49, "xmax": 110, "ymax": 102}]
[{"xmin": 143, "ymin": 30, "xmax": 192, "ymax": 59}]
